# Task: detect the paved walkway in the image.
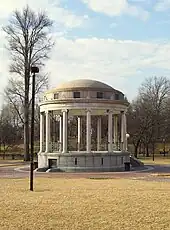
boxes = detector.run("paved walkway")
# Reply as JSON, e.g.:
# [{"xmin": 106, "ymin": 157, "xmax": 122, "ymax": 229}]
[{"xmin": 1, "ymin": 161, "xmax": 170, "ymax": 181}]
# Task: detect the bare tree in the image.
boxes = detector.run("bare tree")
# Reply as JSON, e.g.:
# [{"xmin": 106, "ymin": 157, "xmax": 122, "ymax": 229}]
[
  {"xmin": 3, "ymin": 5, "xmax": 53, "ymax": 160},
  {"xmin": 0, "ymin": 104, "xmax": 23, "ymax": 158},
  {"xmin": 139, "ymin": 76, "xmax": 170, "ymax": 140},
  {"xmin": 128, "ymin": 76, "xmax": 170, "ymax": 158},
  {"xmin": 127, "ymin": 99, "xmax": 152, "ymax": 157}
]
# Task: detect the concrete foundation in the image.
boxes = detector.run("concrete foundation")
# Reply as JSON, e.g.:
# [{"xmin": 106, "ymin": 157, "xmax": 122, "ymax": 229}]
[{"xmin": 37, "ymin": 151, "xmax": 130, "ymax": 172}]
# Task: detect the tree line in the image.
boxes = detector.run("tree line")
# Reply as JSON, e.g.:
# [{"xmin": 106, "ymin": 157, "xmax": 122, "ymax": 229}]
[
  {"xmin": 128, "ymin": 76, "xmax": 170, "ymax": 158},
  {"xmin": 1, "ymin": 5, "xmax": 170, "ymax": 159}
]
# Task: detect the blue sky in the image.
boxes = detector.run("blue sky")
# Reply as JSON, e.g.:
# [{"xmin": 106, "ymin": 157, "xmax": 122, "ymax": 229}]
[
  {"xmin": 1, "ymin": 0, "xmax": 170, "ymax": 102},
  {"xmin": 64, "ymin": 0, "xmax": 170, "ymax": 40}
]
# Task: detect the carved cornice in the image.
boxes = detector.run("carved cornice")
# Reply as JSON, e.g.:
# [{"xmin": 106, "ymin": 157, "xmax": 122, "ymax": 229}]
[
  {"xmin": 61, "ymin": 109, "xmax": 69, "ymax": 113},
  {"xmin": 46, "ymin": 87, "xmax": 116, "ymax": 93},
  {"xmin": 40, "ymin": 98, "xmax": 129, "ymax": 107},
  {"xmin": 86, "ymin": 109, "xmax": 92, "ymax": 113},
  {"xmin": 106, "ymin": 109, "xmax": 114, "ymax": 114}
]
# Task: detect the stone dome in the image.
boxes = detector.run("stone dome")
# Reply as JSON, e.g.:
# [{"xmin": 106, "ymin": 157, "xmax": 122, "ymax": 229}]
[{"xmin": 55, "ymin": 79, "xmax": 115, "ymax": 92}]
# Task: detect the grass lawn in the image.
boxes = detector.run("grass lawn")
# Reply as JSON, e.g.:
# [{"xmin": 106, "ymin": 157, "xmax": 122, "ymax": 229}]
[
  {"xmin": 140, "ymin": 157, "xmax": 170, "ymax": 165},
  {"xmin": 0, "ymin": 178, "xmax": 170, "ymax": 230},
  {"xmin": 0, "ymin": 160, "xmax": 24, "ymax": 167}
]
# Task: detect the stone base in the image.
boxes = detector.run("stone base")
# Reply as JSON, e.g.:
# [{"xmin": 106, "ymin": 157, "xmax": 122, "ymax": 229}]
[{"xmin": 37, "ymin": 151, "xmax": 130, "ymax": 172}]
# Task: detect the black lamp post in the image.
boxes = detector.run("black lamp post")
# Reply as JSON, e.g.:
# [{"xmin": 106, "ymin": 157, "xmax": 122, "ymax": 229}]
[{"xmin": 30, "ymin": 66, "xmax": 39, "ymax": 191}]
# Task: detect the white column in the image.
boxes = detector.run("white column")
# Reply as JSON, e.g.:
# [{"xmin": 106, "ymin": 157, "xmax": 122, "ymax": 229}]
[
  {"xmin": 108, "ymin": 111, "xmax": 113, "ymax": 152},
  {"xmin": 62, "ymin": 110, "xmax": 68, "ymax": 153},
  {"xmin": 86, "ymin": 110, "xmax": 91, "ymax": 152},
  {"xmin": 121, "ymin": 111, "xmax": 126, "ymax": 151},
  {"xmin": 121, "ymin": 111, "xmax": 124, "ymax": 150},
  {"xmin": 124, "ymin": 114, "xmax": 127, "ymax": 151},
  {"xmin": 114, "ymin": 115, "xmax": 118, "ymax": 149},
  {"xmin": 40, "ymin": 112, "xmax": 45, "ymax": 152},
  {"xmin": 59, "ymin": 115, "xmax": 63, "ymax": 152},
  {"xmin": 97, "ymin": 116, "xmax": 101, "ymax": 151},
  {"xmin": 45, "ymin": 111, "xmax": 50, "ymax": 153},
  {"xmin": 77, "ymin": 116, "xmax": 81, "ymax": 151}
]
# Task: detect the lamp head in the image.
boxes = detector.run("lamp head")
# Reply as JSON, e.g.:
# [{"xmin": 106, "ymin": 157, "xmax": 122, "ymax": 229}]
[
  {"xmin": 126, "ymin": 133, "xmax": 130, "ymax": 138},
  {"xmin": 31, "ymin": 66, "xmax": 39, "ymax": 74}
]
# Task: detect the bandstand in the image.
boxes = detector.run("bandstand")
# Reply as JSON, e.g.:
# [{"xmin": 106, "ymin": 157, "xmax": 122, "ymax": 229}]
[{"xmin": 37, "ymin": 79, "xmax": 130, "ymax": 172}]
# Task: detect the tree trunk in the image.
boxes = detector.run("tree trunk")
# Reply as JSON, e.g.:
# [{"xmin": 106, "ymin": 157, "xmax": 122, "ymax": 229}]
[
  {"xmin": 3, "ymin": 143, "xmax": 6, "ymax": 160},
  {"xmin": 146, "ymin": 145, "xmax": 149, "ymax": 157},
  {"xmin": 143, "ymin": 143, "xmax": 145, "ymax": 157},
  {"xmin": 152, "ymin": 142, "xmax": 155, "ymax": 161},
  {"xmin": 134, "ymin": 145, "xmax": 138, "ymax": 158},
  {"xmin": 139, "ymin": 143, "xmax": 141, "ymax": 155}
]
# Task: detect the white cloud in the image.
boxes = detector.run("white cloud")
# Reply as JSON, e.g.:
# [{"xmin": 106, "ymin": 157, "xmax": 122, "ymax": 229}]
[
  {"xmin": 1, "ymin": 37, "xmax": 170, "ymax": 102},
  {"xmin": 127, "ymin": 5, "xmax": 149, "ymax": 20},
  {"xmin": 43, "ymin": 38, "xmax": 170, "ymax": 99},
  {"xmin": 81, "ymin": 0, "xmax": 149, "ymax": 20},
  {"xmin": 0, "ymin": 0, "xmax": 86, "ymax": 29},
  {"xmin": 82, "ymin": 0, "xmax": 128, "ymax": 16},
  {"xmin": 154, "ymin": 0, "xmax": 170, "ymax": 11}
]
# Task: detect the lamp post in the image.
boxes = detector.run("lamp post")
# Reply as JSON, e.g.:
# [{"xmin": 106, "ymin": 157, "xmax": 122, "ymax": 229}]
[{"xmin": 30, "ymin": 66, "xmax": 39, "ymax": 191}]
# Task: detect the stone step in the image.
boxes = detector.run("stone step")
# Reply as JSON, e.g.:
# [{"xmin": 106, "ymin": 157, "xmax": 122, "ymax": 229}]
[{"xmin": 130, "ymin": 155, "xmax": 144, "ymax": 167}]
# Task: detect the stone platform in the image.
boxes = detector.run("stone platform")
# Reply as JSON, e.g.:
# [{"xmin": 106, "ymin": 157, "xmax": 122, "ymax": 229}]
[{"xmin": 38, "ymin": 151, "xmax": 130, "ymax": 172}]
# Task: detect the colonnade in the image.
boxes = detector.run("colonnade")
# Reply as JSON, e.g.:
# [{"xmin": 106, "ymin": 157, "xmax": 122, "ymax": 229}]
[{"xmin": 39, "ymin": 110, "xmax": 127, "ymax": 153}]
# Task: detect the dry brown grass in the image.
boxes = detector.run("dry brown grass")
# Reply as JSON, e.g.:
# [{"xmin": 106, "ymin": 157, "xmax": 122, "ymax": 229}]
[
  {"xmin": 0, "ymin": 164, "xmax": 21, "ymax": 167},
  {"xmin": 140, "ymin": 157, "xmax": 170, "ymax": 165},
  {"xmin": 0, "ymin": 160, "xmax": 24, "ymax": 167},
  {"xmin": 0, "ymin": 178, "xmax": 170, "ymax": 230},
  {"xmin": 152, "ymin": 174, "xmax": 170, "ymax": 178}
]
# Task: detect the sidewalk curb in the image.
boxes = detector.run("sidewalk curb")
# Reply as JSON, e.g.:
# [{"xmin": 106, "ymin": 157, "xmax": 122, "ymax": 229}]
[{"xmin": 14, "ymin": 165, "xmax": 154, "ymax": 174}]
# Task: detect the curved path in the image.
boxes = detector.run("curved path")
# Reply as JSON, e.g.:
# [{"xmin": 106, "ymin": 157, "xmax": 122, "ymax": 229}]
[{"xmin": 1, "ymin": 162, "xmax": 170, "ymax": 181}]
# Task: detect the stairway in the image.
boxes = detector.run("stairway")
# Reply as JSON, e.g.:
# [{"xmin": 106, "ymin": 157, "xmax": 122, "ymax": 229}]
[{"xmin": 130, "ymin": 155, "xmax": 144, "ymax": 167}]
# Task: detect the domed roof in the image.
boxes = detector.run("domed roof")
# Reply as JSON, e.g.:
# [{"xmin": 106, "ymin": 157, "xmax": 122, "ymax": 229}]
[{"xmin": 55, "ymin": 79, "xmax": 114, "ymax": 91}]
